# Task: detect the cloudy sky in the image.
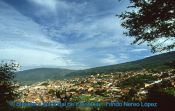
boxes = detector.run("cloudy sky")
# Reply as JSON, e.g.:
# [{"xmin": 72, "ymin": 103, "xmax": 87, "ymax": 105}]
[{"xmin": 0, "ymin": 0, "xmax": 152, "ymax": 70}]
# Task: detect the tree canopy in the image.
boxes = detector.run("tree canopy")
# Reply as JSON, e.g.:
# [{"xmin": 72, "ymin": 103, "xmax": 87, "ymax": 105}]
[
  {"xmin": 0, "ymin": 61, "xmax": 20, "ymax": 110},
  {"xmin": 118, "ymin": 0, "xmax": 175, "ymax": 52}
]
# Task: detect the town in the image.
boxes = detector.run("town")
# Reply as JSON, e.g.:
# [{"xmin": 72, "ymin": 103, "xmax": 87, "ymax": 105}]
[{"xmin": 15, "ymin": 69, "xmax": 175, "ymax": 104}]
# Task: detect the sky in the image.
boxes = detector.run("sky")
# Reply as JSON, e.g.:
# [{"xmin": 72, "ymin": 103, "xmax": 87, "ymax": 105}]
[{"xmin": 0, "ymin": 0, "xmax": 153, "ymax": 70}]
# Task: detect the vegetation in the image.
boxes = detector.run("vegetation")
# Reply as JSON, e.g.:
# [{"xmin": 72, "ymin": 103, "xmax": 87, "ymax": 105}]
[
  {"xmin": 0, "ymin": 61, "xmax": 19, "ymax": 110},
  {"xmin": 118, "ymin": 0, "xmax": 175, "ymax": 52},
  {"xmin": 119, "ymin": 75, "xmax": 157, "ymax": 87},
  {"xmin": 162, "ymin": 87, "xmax": 175, "ymax": 96},
  {"xmin": 15, "ymin": 68, "xmax": 75, "ymax": 84},
  {"xmin": 14, "ymin": 51, "xmax": 175, "ymax": 84},
  {"xmin": 146, "ymin": 84, "xmax": 175, "ymax": 110},
  {"xmin": 164, "ymin": 60, "xmax": 175, "ymax": 68},
  {"xmin": 66, "ymin": 51, "xmax": 175, "ymax": 77}
]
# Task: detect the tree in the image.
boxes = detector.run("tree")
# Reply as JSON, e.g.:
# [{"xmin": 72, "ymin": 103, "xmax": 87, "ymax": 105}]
[
  {"xmin": 146, "ymin": 84, "xmax": 175, "ymax": 109},
  {"xmin": 0, "ymin": 61, "xmax": 20, "ymax": 110},
  {"xmin": 118, "ymin": 0, "xmax": 175, "ymax": 52}
]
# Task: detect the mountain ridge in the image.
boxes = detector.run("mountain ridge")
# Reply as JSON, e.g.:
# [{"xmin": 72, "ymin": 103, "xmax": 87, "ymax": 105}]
[
  {"xmin": 15, "ymin": 68, "xmax": 75, "ymax": 84},
  {"xmin": 15, "ymin": 51, "xmax": 175, "ymax": 84},
  {"xmin": 66, "ymin": 51, "xmax": 175, "ymax": 77}
]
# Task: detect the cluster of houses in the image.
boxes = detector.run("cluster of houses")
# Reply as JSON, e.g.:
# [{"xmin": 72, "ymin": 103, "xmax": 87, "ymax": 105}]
[{"xmin": 16, "ymin": 69, "xmax": 175, "ymax": 103}]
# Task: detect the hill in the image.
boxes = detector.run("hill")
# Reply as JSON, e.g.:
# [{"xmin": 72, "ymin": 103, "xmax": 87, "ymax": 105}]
[
  {"xmin": 15, "ymin": 51, "xmax": 175, "ymax": 84},
  {"xmin": 65, "ymin": 51, "xmax": 175, "ymax": 77},
  {"xmin": 15, "ymin": 68, "xmax": 75, "ymax": 84}
]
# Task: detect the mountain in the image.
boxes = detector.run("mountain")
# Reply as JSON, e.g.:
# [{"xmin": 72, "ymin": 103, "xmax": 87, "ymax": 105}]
[
  {"xmin": 15, "ymin": 51, "xmax": 175, "ymax": 84},
  {"xmin": 65, "ymin": 51, "xmax": 175, "ymax": 77},
  {"xmin": 15, "ymin": 68, "xmax": 75, "ymax": 84}
]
